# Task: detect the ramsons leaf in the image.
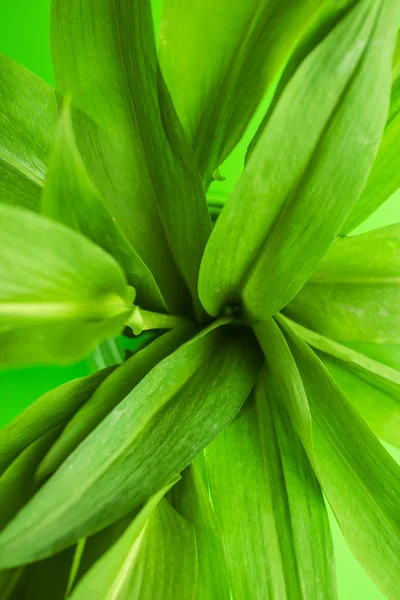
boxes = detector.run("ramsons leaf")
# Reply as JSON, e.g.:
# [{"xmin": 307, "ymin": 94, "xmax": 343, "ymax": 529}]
[
  {"xmin": 36, "ymin": 325, "xmax": 195, "ymax": 480},
  {"xmin": 273, "ymin": 318, "xmax": 400, "ymax": 600},
  {"xmin": 0, "ymin": 324, "xmax": 261, "ymax": 565},
  {"xmin": 42, "ymin": 100, "xmax": 168, "ymax": 313},
  {"xmin": 0, "ymin": 204, "xmax": 134, "ymax": 366},
  {"xmin": 284, "ymin": 224, "xmax": 400, "ymax": 343},
  {"xmin": 69, "ymin": 481, "xmax": 197, "ymax": 600},
  {"xmin": 278, "ymin": 316, "xmax": 400, "ymax": 448},
  {"xmin": 0, "ymin": 53, "xmax": 56, "ymax": 211},
  {"xmin": 205, "ymin": 367, "xmax": 335, "ymax": 599},
  {"xmin": 0, "ymin": 367, "xmax": 114, "ymax": 475},
  {"xmin": 159, "ymin": 0, "xmax": 324, "ymax": 185},
  {"xmin": 170, "ymin": 465, "xmax": 230, "ymax": 600},
  {"xmin": 51, "ymin": 0, "xmax": 211, "ymax": 315},
  {"xmin": 199, "ymin": 0, "xmax": 398, "ymax": 320}
]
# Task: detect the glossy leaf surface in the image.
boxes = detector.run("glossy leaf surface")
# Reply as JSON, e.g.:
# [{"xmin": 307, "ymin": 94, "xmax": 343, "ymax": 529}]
[
  {"xmin": 0, "ymin": 204, "xmax": 134, "ymax": 366},
  {"xmin": 199, "ymin": 0, "xmax": 398, "ymax": 320},
  {"xmin": 285, "ymin": 224, "xmax": 400, "ymax": 343},
  {"xmin": 0, "ymin": 324, "xmax": 261, "ymax": 565},
  {"xmin": 205, "ymin": 367, "xmax": 335, "ymax": 599},
  {"xmin": 42, "ymin": 100, "xmax": 167, "ymax": 312},
  {"xmin": 51, "ymin": 0, "xmax": 211, "ymax": 315},
  {"xmin": 0, "ymin": 53, "xmax": 56, "ymax": 211}
]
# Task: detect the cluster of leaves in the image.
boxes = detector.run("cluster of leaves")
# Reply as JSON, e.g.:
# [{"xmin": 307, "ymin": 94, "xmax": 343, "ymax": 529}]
[{"xmin": 0, "ymin": 0, "xmax": 400, "ymax": 598}]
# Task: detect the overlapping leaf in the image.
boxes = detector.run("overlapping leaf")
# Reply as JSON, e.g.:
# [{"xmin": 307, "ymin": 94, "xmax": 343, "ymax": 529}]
[
  {"xmin": 160, "ymin": 0, "xmax": 324, "ymax": 185},
  {"xmin": 199, "ymin": 0, "xmax": 398, "ymax": 320},
  {"xmin": 285, "ymin": 224, "xmax": 400, "ymax": 343},
  {"xmin": 0, "ymin": 204, "xmax": 134, "ymax": 366},
  {"xmin": 51, "ymin": 0, "xmax": 211, "ymax": 315},
  {"xmin": 42, "ymin": 100, "xmax": 167, "ymax": 312},
  {"xmin": 205, "ymin": 366, "xmax": 335, "ymax": 599},
  {"xmin": 0, "ymin": 323, "xmax": 261, "ymax": 565},
  {"xmin": 0, "ymin": 53, "xmax": 56, "ymax": 211},
  {"xmin": 262, "ymin": 318, "xmax": 400, "ymax": 600},
  {"xmin": 69, "ymin": 481, "xmax": 197, "ymax": 600}
]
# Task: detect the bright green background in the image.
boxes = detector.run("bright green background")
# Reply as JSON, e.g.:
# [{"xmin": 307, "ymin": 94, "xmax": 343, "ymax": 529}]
[{"xmin": 0, "ymin": 2, "xmax": 399, "ymax": 598}]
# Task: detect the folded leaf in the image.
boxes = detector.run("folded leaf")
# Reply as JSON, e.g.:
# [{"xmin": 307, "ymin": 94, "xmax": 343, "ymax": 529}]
[
  {"xmin": 0, "ymin": 204, "xmax": 134, "ymax": 366},
  {"xmin": 278, "ymin": 316, "xmax": 400, "ymax": 448},
  {"xmin": 199, "ymin": 0, "xmax": 398, "ymax": 320},
  {"xmin": 170, "ymin": 465, "xmax": 230, "ymax": 600},
  {"xmin": 343, "ymin": 341, "xmax": 400, "ymax": 371},
  {"xmin": 0, "ymin": 368, "xmax": 113, "ymax": 475},
  {"xmin": 69, "ymin": 481, "xmax": 197, "ymax": 600},
  {"xmin": 205, "ymin": 367, "xmax": 335, "ymax": 599},
  {"xmin": 42, "ymin": 99, "xmax": 168, "ymax": 312},
  {"xmin": 0, "ymin": 53, "xmax": 56, "ymax": 211},
  {"xmin": 342, "ymin": 32, "xmax": 400, "ymax": 233},
  {"xmin": 284, "ymin": 224, "xmax": 400, "ymax": 343},
  {"xmin": 275, "ymin": 318, "xmax": 400, "ymax": 600},
  {"xmin": 36, "ymin": 325, "xmax": 195, "ymax": 480},
  {"xmin": 0, "ymin": 323, "xmax": 261, "ymax": 565},
  {"xmin": 51, "ymin": 0, "xmax": 211, "ymax": 315},
  {"xmin": 160, "ymin": 0, "xmax": 323, "ymax": 185}
]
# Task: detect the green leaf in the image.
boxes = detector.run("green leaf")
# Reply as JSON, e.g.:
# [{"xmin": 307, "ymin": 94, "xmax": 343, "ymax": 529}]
[
  {"xmin": 0, "ymin": 368, "xmax": 114, "ymax": 475},
  {"xmin": 205, "ymin": 367, "xmax": 335, "ymax": 599},
  {"xmin": 199, "ymin": 0, "xmax": 398, "ymax": 320},
  {"xmin": 51, "ymin": 0, "xmax": 211, "ymax": 315},
  {"xmin": 36, "ymin": 325, "xmax": 195, "ymax": 481},
  {"xmin": 42, "ymin": 99, "xmax": 168, "ymax": 313},
  {"xmin": 0, "ymin": 324, "xmax": 261, "ymax": 566},
  {"xmin": 0, "ymin": 204, "xmax": 134, "ymax": 366},
  {"xmin": 278, "ymin": 315, "xmax": 400, "ymax": 448},
  {"xmin": 0, "ymin": 53, "xmax": 56, "ymax": 212},
  {"xmin": 341, "ymin": 33, "xmax": 400, "ymax": 233},
  {"xmin": 159, "ymin": 0, "xmax": 324, "ymax": 186},
  {"xmin": 69, "ymin": 480, "xmax": 197, "ymax": 600},
  {"xmin": 170, "ymin": 465, "xmax": 230, "ymax": 600},
  {"xmin": 284, "ymin": 224, "xmax": 400, "ymax": 343},
  {"xmin": 0, "ymin": 429, "xmax": 61, "ymax": 530},
  {"xmin": 275, "ymin": 317, "xmax": 400, "ymax": 600},
  {"xmin": 343, "ymin": 341, "xmax": 400, "ymax": 371}
]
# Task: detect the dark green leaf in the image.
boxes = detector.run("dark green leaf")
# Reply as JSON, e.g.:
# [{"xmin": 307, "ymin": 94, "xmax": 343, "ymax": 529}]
[
  {"xmin": 275, "ymin": 317, "xmax": 400, "ymax": 600},
  {"xmin": 0, "ymin": 324, "xmax": 261, "ymax": 565},
  {"xmin": 36, "ymin": 325, "xmax": 195, "ymax": 480},
  {"xmin": 199, "ymin": 0, "xmax": 398, "ymax": 320},
  {"xmin": 0, "ymin": 368, "xmax": 113, "ymax": 475},
  {"xmin": 205, "ymin": 366, "xmax": 335, "ymax": 599},
  {"xmin": 160, "ymin": 0, "xmax": 324, "ymax": 185},
  {"xmin": 42, "ymin": 99, "xmax": 168, "ymax": 312},
  {"xmin": 284, "ymin": 224, "xmax": 400, "ymax": 343},
  {"xmin": 51, "ymin": 0, "xmax": 211, "ymax": 315},
  {"xmin": 69, "ymin": 480, "xmax": 197, "ymax": 600},
  {"xmin": 0, "ymin": 204, "xmax": 134, "ymax": 366},
  {"xmin": 170, "ymin": 465, "xmax": 230, "ymax": 600},
  {"xmin": 0, "ymin": 53, "xmax": 56, "ymax": 211}
]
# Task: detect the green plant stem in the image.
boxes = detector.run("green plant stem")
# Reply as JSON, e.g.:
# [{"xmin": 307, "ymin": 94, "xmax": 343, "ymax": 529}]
[{"xmin": 126, "ymin": 306, "xmax": 190, "ymax": 336}]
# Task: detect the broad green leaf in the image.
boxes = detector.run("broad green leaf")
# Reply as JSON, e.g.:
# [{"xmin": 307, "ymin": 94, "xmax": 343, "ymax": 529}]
[
  {"xmin": 42, "ymin": 99, "xmax": 167, "ymax": 313},
  {"xmin": 0, "ymin": 368, "xmax": 113, "ymax": 475},
  {"xmin": 343, "ymin": 342, "xmax": 400, "ymax": 371},
  {"xmin": 278, "ymin": 316, "xmax": 400, "ymax": 448},
  {"xmin": 36, "ymin": 325, "xmax": 195, "ymax": 480},
  {"xmin": 0, "ymin": 53, "xmax": 56, "ymax": 211},
  {"xmin": 341, "ymin": 33, "xmax": 400, "ymax": 233},
  {"xmin": 170, "ymin": 465, "xmax": 230, "ymax": 600},
  {"xmin": 284, "ymin": 224, "xmax": 400, "ymax": 343},
  {"xmin": 199, "ymin": 0, "xmax": 398, "ymax": 320},
  {"xmin": 0, "ymin": 324, "xmax": 261, "ymax": 565},
  {"xmin": 0, "ymin": 429, "xmax": 60, "ymax": 530},
  {"xmin": 160, "ymin": 0, "xmax": 324, "ymax": 186},
  {"xmin": 0, "ymin": 204, "xmax": 134, "ymax": 366},
  {"xmin": 205, "ymin": 367, "xmax": 335, "ymax": 600},
  {"xmin": 51, "ymin": 0, "xmax": 211, "ymax": 315},
  {"xmin": 69, "ymin": 481, "xmax": 197, "ymax": 600},
  {"xmin": 276, "ymin": 317, "xmax": 400, "ymax": 600}
]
